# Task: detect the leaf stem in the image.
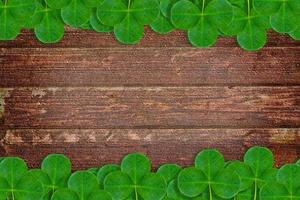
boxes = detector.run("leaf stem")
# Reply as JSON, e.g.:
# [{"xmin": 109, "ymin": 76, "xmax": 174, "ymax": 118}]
[
  {"xmin": 247, "ymin": 0, "xmax": 251, "ymax": 17},
  {"xmin": 202, "ymin": 0, "xmax": 205, "ymax": 14},
  {"xmin": 253, "ymin": 180, "xmax": 257, "ymax": 200},
  {"xmin": 209, "ymin": 183, "xmax": 213, "ymax": 200}
]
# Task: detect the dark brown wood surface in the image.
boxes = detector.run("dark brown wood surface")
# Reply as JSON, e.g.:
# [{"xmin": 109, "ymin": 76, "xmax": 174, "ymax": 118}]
[{"xmin": 0, "ymin": 27, "xmax": 300, "ymax": 169}]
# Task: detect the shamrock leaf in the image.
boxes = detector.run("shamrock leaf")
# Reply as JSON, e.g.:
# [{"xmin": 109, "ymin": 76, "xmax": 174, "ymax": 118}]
[
  {"xmin": 0, "ymin": 158, "xmax": 43, "ymax": 200},
  {"xmin": 68, "ymin": 171, "xmax": 100, "ymax": 199},
  {"xmin": 32, "ymin": 0, "xmax": 65, "ymax": 43},
  {"xmin": 97, "ymin": 0, "xmax": 160, "ymax": 44},
  {"xmin": 167, "ymin": 180, "xmax": 203, "ymax": 200},
  {"xmin": 230, "ymin": 146, "xmax": 275, "ymax": 200},
  {"xmin": 45, "ymin": 0, "xmax": 72, "ymax": 9},
  {"xmin": 254, "ymin": 0, "xmax": 300, "ymax": 33},
  {"xmin": 104, "ymin": 153, "xmax": 167, "ymax": 200},
  {"xmin": 171, "ymin": 0, "xmax": 233, "ymax": 47},
  {"xmin": 61, "ymin": 0, "xmax": 92, "ymax": 27},
  {"xmin": 41, "ymin": 154, "xmax": 71, "ymax": 193},
  {"xmin": 260, "ymin": 169, "xmax": 300, "ymax": 200},
  {"xmin": 221, "ymin": 0, "xmax": 270, "ymax": 50},
  {"xmin": 52, "ymin": 171, "xmax": 112, "ymax": 200},
  {"xmin": 0, "ymin": 0, "xmax": 36, "ymax": 40},
  {"xmin": 177, "ymin": 149, "xmax": 240, "ymax": 199},
  {"xmin": 90, "ymin": 9, "xmax": 113, "ymax": 33},
  {"xmin": 87, "ymin": 167, "xmax": 100, "ymax": 175},
  {"xmin": 97, "ymin": 164, "xmax": 120, "ymax": 188},
  {"xmin": 28, "ymin": 169, "xmax": 53, "ymax": 199},
  {"xmin": 151, "ymin": 0, "xmax": 179, "ymax": 34},
  {"xmin": 157, "ymin": 164, "xmax": 182, "ymax": 184}
]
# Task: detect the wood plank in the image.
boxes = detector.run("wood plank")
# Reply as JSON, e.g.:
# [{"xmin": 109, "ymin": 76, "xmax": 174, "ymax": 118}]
[
  {"xmin": 1, "ymin": 47, "xmax": 299, "ymax": 87},
  {"xmin": 0, "ymin": 129, "xmax": 299, "ymax": 169},
  {"xmin": 0, "ymin": 28, "xmax": 299, "ymax": 48},
  {"xmin": 1, "ymin": 87, "xmax": 299, "ymax": 129}
]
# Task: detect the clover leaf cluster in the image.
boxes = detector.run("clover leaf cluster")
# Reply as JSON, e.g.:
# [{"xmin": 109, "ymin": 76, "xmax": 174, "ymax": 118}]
[
  {"xmin": 0, "ymin": 0, "xmax": 299, "ymax": 50},
  {"xmin": 0, "ymin": 146, "xmax": 300, "ymax": 200}
]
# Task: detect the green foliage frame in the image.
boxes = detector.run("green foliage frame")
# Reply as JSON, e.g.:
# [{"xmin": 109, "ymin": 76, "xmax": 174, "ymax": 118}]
[
  {"xmin": 0, "ymin": 146, "xmax": 300, "ymax": 200},
  {"xmin": 0, "ymin": 0, "xmax": 299, "ymax": 50}
]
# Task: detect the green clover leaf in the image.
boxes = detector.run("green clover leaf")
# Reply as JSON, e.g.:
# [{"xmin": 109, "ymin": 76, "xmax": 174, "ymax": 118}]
[
  {"xmin": 97, "ymin": 164, "xmax": 120, "ymax": 188},
  {"xmin": 33, "ymin": 3, "xmax": 65, "ymax": 43},
  {"xmin": 253, "ymin": 0, "xmax": 300, "ymax": 33},
  {"xmin": 61, "ymin": 0, "xmax": 92, "ymax": 27},
  {"xmin": 221, "ymin": 0, "xmax": 270, "ymax": 50},
  {"xmin": 45, "ymin": 0, "xmax": 72, "ymax": 9},
  {"xmin": 97, "ymin": 0, "xmax": 160, "ymax": 44},
  {"xmin": 171, "ymin": 0, "xmax": 233, "ymax": 47},
  {"xmin": 90, "ymin": 9, "xmax": 113, "ymax": 32},
  {"xmin": 41, "ymin": 154, "xmax": 71, "ymax": 192},
  {"xmin": 260, "ymin": 180, "xmax": 300, "ymax": 199},
  {"xmin": 104, "ymin": 153, "xmax": 167, "ymax": 200},
  {"xmin": 0, "ymin": 158, "xmax": 43, "ymax": 200},
  {"xmin": 0, "ymin": 0, "xmax": 36, "ymax": 40},
  {"xmin": 178, "ymin": 149, "xmax": 240, "ymax": 199},
  {"xmin": 68, "ymin": 171, "xmax": 100, "ymax": 199},
  {"xmin": 157, "ymin": 164, "xmax": 182, "ymax": 184},
  {"xmin": 151, "ymin": 0, "xmax": 179, "ymax": 34}
]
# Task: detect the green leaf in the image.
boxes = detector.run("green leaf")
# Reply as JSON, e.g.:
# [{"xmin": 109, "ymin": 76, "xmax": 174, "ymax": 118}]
[
  {"xmin": 171, "ymin": 0, "xmax": 200, "ymax": 30},
  {"xmin": 260, "ymin": 181, "xmax": 300, "ymax": 200},
  {"xmin": 195, "ymin": 149, "xmax": 225, "ymax": 179},
  {"xmin": 34, "ymin": 9, "xmax": 65, "ymax": 43},
  {"xmin": 45, "ymin": 0, "xmax": 72, "ymax": 9},
  {"xmin": 90, "ymin": 10, "xmax": 113, "ymax": 32},
  {"xmin": 23, "ymin": 0, "xmax": 45, "ymax": 28},
  {"xmin": 87, "ymin": 167, "xmax": 100, "ymax": 175},
  {"xmin": 68, "ymin": 171, "xmax": 99, "ymax": 200},
  {"xmin": 28, "ymin": 169, "xmax": 52, "ymax": 197},
  {"xmin": 104, "ymin": 169, "xmax": 166, "ymax": 199},
  {"xmin": 0, "ymin": 171, "xmax": 43, "ymax": 200},
  {"xmin": 121, "ymin": 153, "xmax": 151, "ymax": 183},
  {"xmin": 188, "ymin": 18, "xmax": 219, "ymax": 47},
  {"xmin": 98, "ymin": 0, "xmax": 159, "ymax": 44},
  {"xmin": 0, "ymin": 157, "xmax": 28, "ymax": 185},
  {"xmin": 212, "ymin": 169, "xmax": 240, "ymax": 198},
  {"xmin": 157, "ymin": 164, "xmax": 182, "ymax": 184},
  {"xmin": 277, "ymin": 164, "xmax": 300, "ymax": 193},
  {"xmin": 131, "ymin": 0, "xmax": 160, "ymax": 25},
  {"xmin": 97, "ymin": 0, "xmax": 127, "ymax": 26},
  {"xmin": 226, "ymin": 161, "xmax": 253, "ymax": 191},
  {"xmin": 41, "ymin": 154, "xmax": 71, "ymax": 190},
  {"xmin": 253, "ymin": 0, "xmax": 282, "ymax": 15},
  {"xmin": 104, "ymin": 171, "xmax": 134, "ymax": 200},
  {"xmin": 138, "ymin": 173, "xmax": 167, "ymax": 200},
  {"xmin": 52, "ymin": 189, "xmax": 80, "ymax": 200},
  {"xmin": 177, "ymin": 167, "xmax": 207, "ymax": 197},
  {"xmin": 244, "ymin": 146, "xmax": 274, "ymax": 178},
  {"xmin": 289, "ymin": 25, "xmax": 300, "ymax": 40},
  {"xmin": 85, "ymin": 0, "xmax": 105, "ymax": 7},
  {"xmin": 150, "ymin": 13, "xmax": 175, "ymax": 34},
  {"xmin": 61, "ymin": 0, "xmax": 92, "ymax": 27},
  {"xmin": 270, "ymin": 4, "xmax": 298, "ymax": 33},
  {"xmin": 89, "ymin": 190, "xmax": 112, "ymax": 200},
  {"xmin": 97, "ymin": 164, "xmax": 120, "ymax": 187}
]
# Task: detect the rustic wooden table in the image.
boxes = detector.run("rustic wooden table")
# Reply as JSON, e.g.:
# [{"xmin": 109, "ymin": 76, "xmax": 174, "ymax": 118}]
[{"xmin": 0, "ymin": 28, "xmax": 299, "ymax": 169}]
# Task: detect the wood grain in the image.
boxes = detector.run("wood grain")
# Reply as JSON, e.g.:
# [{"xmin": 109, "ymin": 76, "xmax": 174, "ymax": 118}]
[
  {"xmin": 1, "ymin": 47, "xmax": 299, "ymax": 87},
  {"xmin": 0, "ymin": 129, "xmax": 299, "ymax": 169},
  {"xmin": 1, "ymin": 87, "xmax": 299, "ymax": 129},
  {"xmin": 0, "ymin": 27, "xmax": 299, "ymax": 170},
  {"xmin": 0, "ymin": 28, "xmax": 299, "ymax": 48}
]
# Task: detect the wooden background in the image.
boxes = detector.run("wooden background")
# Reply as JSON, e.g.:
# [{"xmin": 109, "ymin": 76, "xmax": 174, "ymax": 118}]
[{"xmin": 0, "ymin": 28, "xmax": 300, "ymax": 170}]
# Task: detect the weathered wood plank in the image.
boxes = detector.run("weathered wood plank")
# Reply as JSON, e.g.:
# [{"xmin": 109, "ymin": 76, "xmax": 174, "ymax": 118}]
[
  {"xmin": 1, "ymin": 87, "xmax": 300, "ymax": 129},
  {"xmin": 0, "ymin": 28, "xmax": 299, "ymax": 48},
  {"xmin": 1, "ymin": 47, "xmax": 299, "ymax": 87},
  {"xmin": 0, "ymin": 129, "xmax": 299, "ymax": 169}
]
